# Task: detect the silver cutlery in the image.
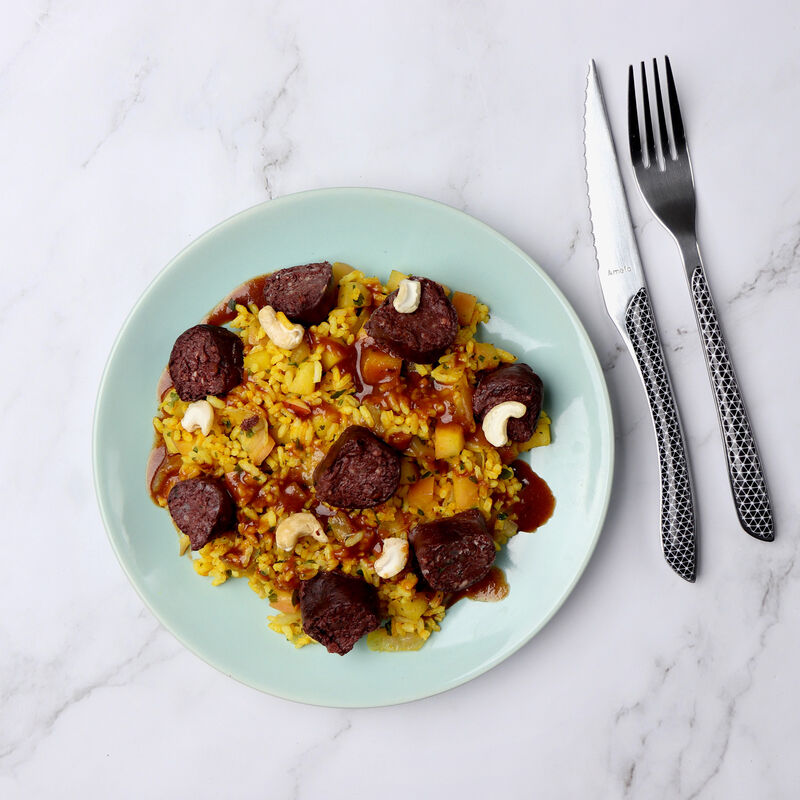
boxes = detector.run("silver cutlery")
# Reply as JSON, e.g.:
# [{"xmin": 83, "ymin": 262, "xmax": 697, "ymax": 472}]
[
  {"xmin": 585, "ymin": 60, "xmax": 697, "ymax": 581},
  {"xmin": 628, "ymin": 57, "xmax": 774, "ymax": 542}
]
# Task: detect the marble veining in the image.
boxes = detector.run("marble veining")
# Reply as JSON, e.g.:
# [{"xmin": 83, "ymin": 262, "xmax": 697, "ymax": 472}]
[
  {"xmin": 2, "ymin": 1, "xmax": 800, "ymax": 798},
  {"xmin": 726, "ymin": 220, "xmax": 800, "ymax": 307},
  {"xmin": 82, "ymin": 57, "xmax": 157, "ymax": 170}
]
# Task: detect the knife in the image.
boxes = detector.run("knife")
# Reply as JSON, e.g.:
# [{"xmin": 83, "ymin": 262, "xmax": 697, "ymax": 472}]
[{"xmin": 584, "ymin": 60, "xmax": 697, "ymax": 582}]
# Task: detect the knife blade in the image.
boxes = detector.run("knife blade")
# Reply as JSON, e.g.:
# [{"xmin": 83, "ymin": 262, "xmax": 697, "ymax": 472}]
[{"xmin": 584, "ymin": 60, "xmax": 698, "ymax": 582}]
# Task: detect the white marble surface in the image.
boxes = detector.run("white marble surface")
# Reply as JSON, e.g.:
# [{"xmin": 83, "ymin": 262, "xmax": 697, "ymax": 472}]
[{"xmin": 2, "ymin": 1, "xmax": 799, "ymax": 797}]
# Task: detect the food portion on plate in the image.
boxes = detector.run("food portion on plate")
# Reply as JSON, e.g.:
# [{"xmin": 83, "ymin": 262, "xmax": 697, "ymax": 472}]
[{"xmin": 147, "ymin": 261, "xmax": 555, "ymax": 655}]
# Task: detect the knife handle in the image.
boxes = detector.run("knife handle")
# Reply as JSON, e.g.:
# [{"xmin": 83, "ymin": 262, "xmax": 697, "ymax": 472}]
[
  {"xmin": 689, "ymin": 265, "xmax": 774, "ymax": 541},
  {"xmin": 624, "ymin": 287, "xmax": 697, "ymax": 582}
]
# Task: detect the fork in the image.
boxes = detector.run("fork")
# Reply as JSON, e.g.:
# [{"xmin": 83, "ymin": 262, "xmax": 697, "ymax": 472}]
[{"xmin": 628, "ymin": 57, "xmax": 774, "ymax": 541}]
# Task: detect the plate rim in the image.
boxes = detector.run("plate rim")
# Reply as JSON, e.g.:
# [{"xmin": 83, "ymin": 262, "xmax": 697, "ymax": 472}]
[{"xmin": 92, "ymin": 186, "xmax": 614, "ymax": 707}]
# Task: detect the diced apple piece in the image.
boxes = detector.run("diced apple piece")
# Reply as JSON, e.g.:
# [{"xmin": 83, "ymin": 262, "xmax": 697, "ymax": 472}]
[
  {"xmin": 451, "ymin": 291, "xmax": 477, "ymax": 325},
  {"xmin": 399, "ymin": 458, "xmax": 420, "ymax": 485},
  {"xmin": 360, "ymin": 347, "xmax": 403, "ymax": 385},
  {"xmin": 288, "ymin": 341, "xmax": 310, "ymax": 366},
  {"xmin": 332, "ymin": 262, "xmax": 353, "ymax": 284},
  {"xmin": 243, "ymin": 349, "xmax": 273, "ymax": 375},
  {"xmin": 434, "ymin": 421, "xmax": 464, "ymax": 460},
  {"xmin": 338, "ymin": 281, "xmax": 372, "ymax": 308},
  {"xmin": 518, "ymin": 412, "xmax": 551, "ymax": 451},
  {"xmin": 474, "ymin": 341, "xmax": 503, "ymax": 369},
  {"xmin": 385, "ymin": 269, "xmax": 408, "ymax": 292},
  {"xmin": 321, "ymin": 346, "xmax": 346, "ymax": 370},
  {"xmin": 453, "ymin": 475, "xmax": 479, "ymax": 510},
  {"xmin": 288, "ymin": 361, "xmax": 318, "ymax": 396},
  {"xmin": 406, "ymin": 475, "xmax": 435, "ymax": 516},
  {"xmin": 395, "ymin": 597, "xmax": 430, "ymax": 622}
]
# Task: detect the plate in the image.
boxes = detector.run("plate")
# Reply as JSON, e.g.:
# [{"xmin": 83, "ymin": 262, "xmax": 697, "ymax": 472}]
[{"xmin": 93, "ymin": 188, "xmax": 613, "ymax": 707}]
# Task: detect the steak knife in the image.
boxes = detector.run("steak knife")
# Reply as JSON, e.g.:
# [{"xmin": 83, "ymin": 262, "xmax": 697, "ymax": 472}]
[{"xmin": 584, "ymin": 60, "xmax": 697, "ymax": 582}]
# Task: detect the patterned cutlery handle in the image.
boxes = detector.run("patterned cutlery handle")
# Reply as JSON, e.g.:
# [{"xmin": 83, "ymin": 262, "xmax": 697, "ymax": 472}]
[
  {"xmin": 625, "ymin": 287, "xmax": 697, "ymax": 582},
  {"xmin": 690, "ymin": 266, "xmax": 774, "ymax": 541}
]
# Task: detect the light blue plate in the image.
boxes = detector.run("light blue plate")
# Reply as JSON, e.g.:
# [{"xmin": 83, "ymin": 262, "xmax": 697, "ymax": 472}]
[{"xmin": 93, "ymin": 188, "xmax": 613, "ymax": 707}]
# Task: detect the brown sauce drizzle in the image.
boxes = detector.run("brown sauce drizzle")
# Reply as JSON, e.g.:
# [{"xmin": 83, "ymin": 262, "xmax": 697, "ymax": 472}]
[
  {"xmin": 204, "ymin": 274, "xmax": 271, "ymax": 326},
  {"xmin": 449, "ymin": 566, "xmax": 509, "ymax": 606},
  {"xmin": 147, "ymin": 445, "xmax": 183, "ymax": 503},
  {"xmin": 512, "ymin": 459, "xmax": 556, "ymax": 532},
  {"xmin": 275, "ymin": 480, "xmax": 310, "ymax": 515},
  {"xmin": 321, "ymin": 335, "xmax": 473, "ymax": 431},
  {"xmin": 223, "ymin": 470, "xmax": 261, "ymax": 506}
]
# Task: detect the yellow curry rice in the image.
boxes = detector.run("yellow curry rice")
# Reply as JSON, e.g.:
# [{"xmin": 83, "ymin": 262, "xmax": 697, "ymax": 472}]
[{"xmin": 150, "ymin": 264, "xmax": 551, "ymax": 651}]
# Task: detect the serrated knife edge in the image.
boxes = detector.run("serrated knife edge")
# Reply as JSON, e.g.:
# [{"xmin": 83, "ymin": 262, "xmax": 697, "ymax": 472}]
[{"xmin": 583, "ymin": 59, "xmax": 647, "ymax": 335}]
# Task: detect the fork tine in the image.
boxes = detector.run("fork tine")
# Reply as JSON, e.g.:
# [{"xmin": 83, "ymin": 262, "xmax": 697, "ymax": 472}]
[
  {"xmin": 652, "ymin": 58, "xmax": 671, "ymax": 160},
  {"xmin": 665, "ymin": 55, "xmax": 686, "ymax": 152},
  {"xmin": 640, "ymin": 62, "xmax": 656, "ymax": 167},
  {"xmin": 627, "ymin": 65, "xmax": 642, "ymax": 164}
]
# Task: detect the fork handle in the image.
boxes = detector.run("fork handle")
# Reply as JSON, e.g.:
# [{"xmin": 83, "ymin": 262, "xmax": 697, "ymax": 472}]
[
  {"xmin": 688, "ymin": 262, "xmax": 774, "ymax": 541},
  {"xmin": 625, "ymin": 287, "xmax": 697, "ymax": 581}
]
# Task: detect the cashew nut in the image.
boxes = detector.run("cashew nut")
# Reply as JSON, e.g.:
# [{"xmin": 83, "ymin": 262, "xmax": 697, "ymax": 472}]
[
  {"xmin": 258, "ymin": 305, "xmax": 305, "ymax": 350},
  {"xmin": 181, "ymin": 399, "xmax": 214, "ymax": 436},
  {"xmin": 393, "ymin": 279, "xmax": 421, "ymax": 314},
  {"xmin": 482, "ymin": 401, "xmax": 528, "ymax": 447},
  {"xmin": 374, "ymin": 537, "xmax": 409, "ymax": 579},
  {"xmin": 275, "ymin": 512, "xmax": 328, "ymax": 551}
]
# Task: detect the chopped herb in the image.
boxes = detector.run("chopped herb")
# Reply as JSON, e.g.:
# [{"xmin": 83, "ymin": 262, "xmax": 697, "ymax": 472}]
[
  {"xmin": 469, "ymin": 475, "xmax": 478, "ymax": 484},
  {"xmin": 234, "ymin": 463, "xmax": 242, "ymax": 473},
  {"xmin": 227, "ymin": 298, "xmax": 237, "ymax": 311},
  {"xmin": 478, "ymin": 355, "xmax": 485, "ymax": 362},
  {"xmin": 498, "ymin": 512, "xmax": 508, "ymax": 520},
  {"xmin": 267, "ymin": 590, "xmax": 278, "ymax": 602},
  {"xmin": 244, "ymin": 429, "xmax": 254, "ymax": 438},
  {"xmin": 330, "ymin": 389, "xmax": 347, "ymax": 399},
  {"xmin": 223, "ymin": 418, "xmax": 231, "ymax": 429},
  {"xmin": 420, "ymin": 470, "xmax": 431, "ymax": 478},
  {"xmin": 354, "ymin": 293, "xmax": 364, "ymax": 306},
  {"xmin": 192, "ymin": 446, "xmax": 198, "ymax": 453},
  {"xmin": 417, "ymin": 508, "xmax": 425, "ymax": 516},
  {"xmin": 500, "ymin": 467, "xmax": 513, "ymax": 480},
  {"xmin": 384, "ymin": 620, "xmax": 392, "ymax": 635}
]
